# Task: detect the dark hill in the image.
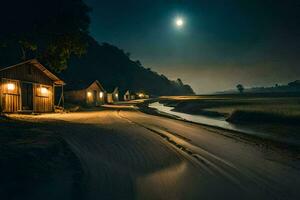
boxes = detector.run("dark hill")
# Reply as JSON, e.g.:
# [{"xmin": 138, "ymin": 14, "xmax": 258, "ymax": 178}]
[{"xmin": 62, "ymin": 37, "xmax": 194, "ymax": 96}]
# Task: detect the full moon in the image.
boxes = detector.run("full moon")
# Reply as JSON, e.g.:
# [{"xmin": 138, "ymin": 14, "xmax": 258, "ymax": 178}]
[{"xmin": 175, "ymin": 17, "xmax": 184, "ymax": 27}]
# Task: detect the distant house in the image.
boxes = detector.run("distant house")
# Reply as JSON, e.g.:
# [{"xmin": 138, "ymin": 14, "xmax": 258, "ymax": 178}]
[
  {"xmin": 65, "ymin": 80, "xmax": 106, "ymax": 106},
  {"xmin": 130, "ymin": 94, "xmax": 136, "ymax": 100},
  {"xmin": 107, "ymin": 87, "xmax": 119, "ymax": 103},
  {"xmin": 135, "ymin": 92, "xmax": 149, "ymax": 99},
  {"xmin": 123, "ymin": 90, "xmax": 131, "ymax": 101},
  {"xmin": 0, "ymin": 59, "xmax": 64, "ymax": 113}
]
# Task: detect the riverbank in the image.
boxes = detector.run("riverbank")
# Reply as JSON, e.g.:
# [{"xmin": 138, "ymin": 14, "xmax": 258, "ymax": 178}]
[
  {"xmin": 0, "ymin": 117, "xmax": 84, "ymax": 200},
  {"xmin": 139, "ymin": 97, "xmax": 300, "ymax": 151},
  {"xmin": 159, "ymin": 95, "xmax": 300, "ymax": 123}
]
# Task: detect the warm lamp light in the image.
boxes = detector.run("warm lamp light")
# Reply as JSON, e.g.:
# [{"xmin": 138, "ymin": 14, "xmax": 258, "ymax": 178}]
[
  {"xmin": 99, "ymin": 92, "xmax": 104, "ymax": 98},
  {"xmin": 87, "ymin": 92, "xmax": 92, "ymax": 97},
  {"xmin": 7, "ymin": 83, "xmax": 15, "ymax": 91},
  {"xmin": 41, "ymin": 87, "xmax": 48, "ymax": 94},
  {"xmin": 115, "ymin": 93, "xmax": 118, "ymax": 97}
]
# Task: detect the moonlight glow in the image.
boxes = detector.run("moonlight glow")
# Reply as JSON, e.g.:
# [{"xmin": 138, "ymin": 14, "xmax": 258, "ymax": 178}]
[{"xmin": 175, "ymin": 17, "xmax": 184, "ymax": 27}]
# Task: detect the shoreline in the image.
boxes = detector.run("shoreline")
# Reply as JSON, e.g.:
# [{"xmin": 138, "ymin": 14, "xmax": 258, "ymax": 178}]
[{"xmin": 137, "ymin": 100, "xmax": 300, "ymax": 153}]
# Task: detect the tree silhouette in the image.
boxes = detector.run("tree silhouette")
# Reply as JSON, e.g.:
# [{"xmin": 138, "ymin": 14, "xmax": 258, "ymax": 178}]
[
  {"xmin": 177, "ymin": 78, "xmax": 184, "ymax": 86},
  {"xmin": 236, "ymin": 84, "xmax": 244, "ymax": 93},
  {"xmin": 0, "ymin": 0, "xmax": 90, "ymax": 72},
  {"xmin": 126, "ymin": 52, "xmax": 131, "ymax": 58},
  {"xmin": 135, "ymin": 60, "xmax": 142, "ymax": 66}
]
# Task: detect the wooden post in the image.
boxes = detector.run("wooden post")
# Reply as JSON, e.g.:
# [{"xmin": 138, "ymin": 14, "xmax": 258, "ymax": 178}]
[
  {"xmin": 0, "ymin": 79, "xmax": 2, "ymax": 112},
  {"xmin": 52, "ymin": 83, "xmax": 55, "ymax": 112},
  {"xmin": 18, "ymin": 81, "xmax": 22, "ymax": 112},
  {"xmin": 33, "ymin": 83, "xmax": 36, "ymax": 113},
  {"xmin": 62, "ymin": 84, "xmax": 64, "ymax": 110}
]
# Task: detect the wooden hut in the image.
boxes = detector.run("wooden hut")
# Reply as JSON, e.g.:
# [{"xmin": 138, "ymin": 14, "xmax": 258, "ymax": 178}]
[
  {"xmin": 123, "ymin": 90, "xmax": 131, "ymax": 101},
  {"xmin": 130, "ymin": 94, "xmax": 136, "ymax": 100},
  {"xmin": 0, "ymin": 59, "xmax": 64, "ymax": 113},
  {"xmin": 136, "ymin": 92, "xmax": 149, "ymax": 99},
  {"xmin": 107, "ymin": 87, "xmax": 119, "ymax": 103},
  {"xmin": 64, "ymin": 80, "xmax": 106, "ymax": 106}
]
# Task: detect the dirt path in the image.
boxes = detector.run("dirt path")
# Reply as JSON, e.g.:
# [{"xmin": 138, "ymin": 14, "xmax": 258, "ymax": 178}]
[{"xmin": 10, "ymin": 106, "xmax": 300, "ymax": 200}]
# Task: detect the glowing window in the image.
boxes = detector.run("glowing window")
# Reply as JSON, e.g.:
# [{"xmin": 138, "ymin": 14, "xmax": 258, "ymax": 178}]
[
  {"xmin": 41, "ymin": 87, "xmax": 48, "ymax": 95},
  {"xmin": 99, "ymin": 92, "xmax": 104, "ymax": 98},
  {"xmin": 37, "ymin": 86, "xmax": 50, "ymax": 97},
  {"xmin": 87, "ymin": 92, "xmax": 92, "ymax": 97},
  {"xmin": 7, "ymin": 83, "xmax": 15, "ymax": 91}
]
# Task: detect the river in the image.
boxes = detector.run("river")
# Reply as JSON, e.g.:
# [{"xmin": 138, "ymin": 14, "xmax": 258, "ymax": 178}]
[{"xmin": 149, "ymin": 101, "xmax": 299, "ymax": 146}]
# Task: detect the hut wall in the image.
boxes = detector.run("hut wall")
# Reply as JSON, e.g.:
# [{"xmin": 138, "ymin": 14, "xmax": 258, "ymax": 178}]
[
  {"xmin": 33, "ymin": 84, "xmax": 53, "ymax": 112},
  {"xmin": 65, "ymin": 90, "xmax": 86, "ymax": 104},
  {"xmin": 85, "ymin": 89, "xmax": 94, "ymax": 105},
  {"xmin": 86, "ymin": 82, "xmax": 105, "ymax": 106},
  {"xmin": 130, "ymin": 95, "xmax": 136, "ymax": 100},
  {"xmin": 107, "ymin": 93, "xmax": 113, "ymax": 104},
  {"xmin": 0, "ymin": 62, "xmax": 57, "ymax": 113},
  {"xmin": 0, "ymin": 79, "xmax": 54, "ymax": 113},
  {"xmin": 124, "ymin": 92, "xmax": 130, "ymax": 101},
  {"xmin": 0, "ymin": 79, "xmax": 21, "ymax": 112},
  {"xmin": 112, "ymin": 91, "xmax": 119, "ymax": 102}
]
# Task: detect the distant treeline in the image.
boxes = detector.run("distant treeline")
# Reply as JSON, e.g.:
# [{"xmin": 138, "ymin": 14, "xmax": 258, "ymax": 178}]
[
  {"xmin": 62, "ymin": 37, "xmax": 195, "ymax": 95},
  {"xmin": 217, "ymin": 80, "xmax": 300, "ymax": 94}
]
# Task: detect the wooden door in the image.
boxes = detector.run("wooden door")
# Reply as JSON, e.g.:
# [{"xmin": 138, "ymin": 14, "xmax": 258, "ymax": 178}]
[
  {"xmin": 93, "ymin": 90, "xmax": 97, "ymax": 106},
  {"xmin": 21, "ymin": 82, "xmax": 33, "ymax": 110}
]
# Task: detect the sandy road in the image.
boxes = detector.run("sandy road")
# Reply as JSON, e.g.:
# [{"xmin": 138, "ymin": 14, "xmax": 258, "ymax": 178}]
[{"xmin": 16, "ymin": 106, "xmax": 300, "ymax": 200}]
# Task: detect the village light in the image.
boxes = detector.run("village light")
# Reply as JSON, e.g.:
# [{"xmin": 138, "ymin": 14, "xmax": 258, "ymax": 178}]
[
  {"xmin": 40, "ymin": 87, "xmax": 48, "ymax": 95},
  {"xmin": 115, "ymin": 93, "xmax": 118, "ymax": 97},
  {"xmin": 99, "ymin": 92, "xmax": 104, "ymax": 98},
  {"xmin": 87, "ymin": 92, "xmax": 92, "ymax": 97},
  {"xmin": 7, "ymin": 83, "xmax": 15, "ymax": 91},
  {"xmin": 138, "ymin": 93, "xmax": 144, "ymax": 98}
]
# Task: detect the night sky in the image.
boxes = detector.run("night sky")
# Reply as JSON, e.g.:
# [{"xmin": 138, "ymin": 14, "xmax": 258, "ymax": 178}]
[{"xmin": 85, "ymin": 0, "xmax": 300, "ymax": 94}]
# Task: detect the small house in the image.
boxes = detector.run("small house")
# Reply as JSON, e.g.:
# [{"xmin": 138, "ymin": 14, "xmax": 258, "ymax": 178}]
[
  {"xmin": 64, "ymin": 80, "xmax": 106, "ymax": 106},
  {"xmin": 123, "ymin": 90, "xmax": 131, "ymax": 101},
  {"xmin": 130, "ymin": 94, "xmax": 136, "ymax": 100},
  {"xmin": 0, "ymin": 59, "xmax": 64, "ymax": 113},
  {"xmin": 107, "ymin": 87, "xmax": 119, "ymax": 103},
  {"xmin": 136, "ymin": 92, "xmax": 149, "ymax": 99}
]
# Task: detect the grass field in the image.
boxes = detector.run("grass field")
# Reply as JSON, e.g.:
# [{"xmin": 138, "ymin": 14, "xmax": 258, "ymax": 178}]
[
  {"xmin": 160, "ymin": 94, "xmax": 300, "ymax": 122},
  {"xmin": 206, "ymin": 98, "xmax": 300, "ymax": 123}
]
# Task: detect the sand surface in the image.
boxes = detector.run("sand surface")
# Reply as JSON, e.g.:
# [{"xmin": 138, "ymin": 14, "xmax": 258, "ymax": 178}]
[{"xmin": 7, "ymin": 105, "xmax": 300, "ymax": 200}]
